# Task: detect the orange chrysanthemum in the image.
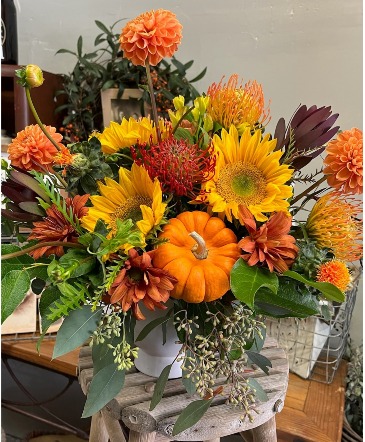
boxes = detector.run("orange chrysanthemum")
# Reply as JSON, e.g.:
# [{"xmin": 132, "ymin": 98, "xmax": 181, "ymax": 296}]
[
  {"xmin": 7, "ymin": 125, "xmax": 63, "ymax": 172},
  {"xmin": 316, "ymin": 260, "xmax": 351, "ymax": 292},
  {"xmin": 206, "ymin": 74, "xmax": 271, "ymax": 134},
  {"xmin": 306, "ymin": 192, "xmax": 362, "ymax": 262},
  {"xmin": 324, "ymin": 128, "xmax": 363, "ymax": 194},
  {"xmin": 28, "ymin": 194, "xmax": 89, "ymax": 259},
  {"xmin": 120, "ymin": 9, "xmax": 183, "ymax": 67},
  {"xmin": 238, "ymin": 206, "xmax": 298, "ymax": 273},
  {"xmin": 109, "ymin": 249, "xmax": 178, "ymax": 320}
]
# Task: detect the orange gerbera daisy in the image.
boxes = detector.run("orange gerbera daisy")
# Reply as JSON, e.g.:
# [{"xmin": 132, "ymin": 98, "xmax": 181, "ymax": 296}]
[
  {"xmin": 28, "ymin": 194, "xmax": 89, "ymax": 259},
  {"xmin": 206, "ymin": 74, "xmax": 270, "ymax": 134},
  {"xmin": 324, "ymin": 128, "xmax": 363, "ymax": 195},
  {"xmin": 306, "ymin": 192, "xmax": 362, "ymax": 262},
  {"xmin": 109, "ymin": 249, "xmax": 178, "ymax": 320},
  {"xmin": 316, "ymin": 260, "xmax": 351, "ymax": 292},
  {"xmin": 120, "ymin": 9, "xmax": 183, "ymax": 66},
  {"xmin": 238, "ymin": 206, "xmax": 298, "ymax": 273},
  {"xmin": 8, "ymin": 125, "xmax": 64, "ymax": 172}
]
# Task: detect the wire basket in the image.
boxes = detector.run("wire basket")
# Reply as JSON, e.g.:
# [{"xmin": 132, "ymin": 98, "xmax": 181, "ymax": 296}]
[{"xmin": 266, "ymin": 269, "xmax": 361, "ymax": 384}]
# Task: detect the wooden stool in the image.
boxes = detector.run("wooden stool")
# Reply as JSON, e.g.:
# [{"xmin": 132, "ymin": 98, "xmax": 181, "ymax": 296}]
[{"xmin": 78, "ymin": 337, "xmax": 289, "ymax": 442}]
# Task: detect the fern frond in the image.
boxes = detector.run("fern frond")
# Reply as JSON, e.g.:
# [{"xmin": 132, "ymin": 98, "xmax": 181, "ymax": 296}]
[{"xmin": 47, "ymin": 281, "xmax": 89, "ymax": 322}]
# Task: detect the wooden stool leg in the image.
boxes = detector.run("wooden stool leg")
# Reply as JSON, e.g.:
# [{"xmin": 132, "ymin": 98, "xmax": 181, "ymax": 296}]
[
  {"xmin": 251, "ymin": 416, "xmax": 277, "ymax": 442},
  {"xmin": 129, "ymin": 430, "xmax": 157, "ymax": 442},
  {"xmin": 89, "ymin": 411, "xmax": 109, "ymax": 442},
  {"xmin": 240, "ymin": 429, "xmax": 254, "ymax": 442},
  {"xmin": 101, "ymin": 409, "xmax": 127, "ymax": 442}
]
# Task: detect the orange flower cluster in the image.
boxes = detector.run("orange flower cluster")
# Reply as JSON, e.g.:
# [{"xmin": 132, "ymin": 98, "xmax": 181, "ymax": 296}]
[
  {"xmin": 324, "ymin": 128, "xmax": 363, "ymax": 194},
  {"xmin": 207, "ymin": 74, "xmax": 271, "ymax": 134},
  {"xmin": 109, "ymin": 249, "xmax": 178, "ymax": 320},
  {"xmin": 28, "ymin": 194, "xmax": 89, "ymax": 259},
  {"xmin": 316, "ymin": 260, "xmax": 351, "ymax": 292},
  {"xmin": 7, "ymin": 124, "xmax": 64, "ymax": 172},
  {"xmin": 120, "ymin": 9, "xmax": 182, "ymax": 66},
  {"xmin": 238, "ymin": 207, "xmax": 298, "ymax": 273}
]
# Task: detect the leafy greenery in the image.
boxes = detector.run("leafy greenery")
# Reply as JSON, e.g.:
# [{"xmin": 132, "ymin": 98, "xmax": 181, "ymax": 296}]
[{"xmin": 56, "ymin": 20, "xmax": 206, "ymax": 141}]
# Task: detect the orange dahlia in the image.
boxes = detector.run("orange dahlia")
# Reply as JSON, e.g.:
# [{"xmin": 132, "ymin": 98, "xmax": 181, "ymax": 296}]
[
  {"xmin": 206, "ymin": 74, "xmax": 270, "ymax": 134},
  {"xmin": 238, "ymin": 206, "xmax": 298, "ymax": 273},
  {"xmin": 324, "ymin": 128, "xmax": 363, "ymax": 195},
  {"xmin": 109, "ymin": 249, "xmax": 178, "ymax": 320},
  {"xmin": 306, "ymin": 192, "xmax": 362, "ymax": 262},
  {"xmin": 28, "ymin": 194, "xmax": 89, "ymax": 259},
  {"xmin": 316, "ymin": 260, "xmax": 351, "ymax": 292},
  {"xmin": 7, "ymin": 125, "xmax": 64, "ymax": 172},
  {"xmin": 120, "ymin": 9, "xmax": 183, "ymax": 67}
]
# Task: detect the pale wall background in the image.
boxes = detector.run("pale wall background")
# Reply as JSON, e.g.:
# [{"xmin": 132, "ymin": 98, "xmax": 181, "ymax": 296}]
[{"xmin": 16, "ymin": 0, "xmax": 363, "ymax": 344}]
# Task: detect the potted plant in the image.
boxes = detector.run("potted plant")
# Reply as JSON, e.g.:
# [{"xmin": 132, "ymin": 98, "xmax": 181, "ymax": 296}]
[{"xmin": 55, "ymin": 19, "xmax": 206, "ymax": 142}]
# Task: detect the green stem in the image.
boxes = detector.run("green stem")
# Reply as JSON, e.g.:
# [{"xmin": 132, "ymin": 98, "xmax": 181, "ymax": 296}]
[
  {"xmin": 25, "ymin": 88, "xmax": 61, "ymax": 152},
  {"xmin": 172, "ymin": 106, "xmax": 195, "ymax": 135},
  {"xmin": 145, "ymin": 60, "xmax": 161, "ymax": 143},
  {"xmin": 2, "ymin": 241, "xmax": 85, "ymax": 261},
  {"xmin": 291, "ymin": 175, "xmax": 327, "ymax": 205}
]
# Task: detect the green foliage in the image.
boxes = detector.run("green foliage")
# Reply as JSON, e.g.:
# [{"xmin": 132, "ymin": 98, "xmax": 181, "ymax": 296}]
[
  {"xmin": 230, "ymin": 258, "xmax": 279, "ymax": 309},
  {"xmin": 172, "ymin": 398, "xmax": 213, "ymax": 436},
  {"xmin": 56, "ymin": 20, "xmax": 206, "ymax": 141},
  {"xmin": 63, "ymin": 137, "xmax": 114, "ymax": 195},
  {"xmin": 149, "ymin": 364, "xmax": 172, "ymax": 411},
  {"xmin": 291, "ymin": 239, "xmax": 332, "ymax": 280},
  {"xmin": 1, "ymin": 270, "xmax": 31, "ymax": 323}
]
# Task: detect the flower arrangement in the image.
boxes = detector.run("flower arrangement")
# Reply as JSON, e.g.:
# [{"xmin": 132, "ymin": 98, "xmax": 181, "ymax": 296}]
[{"xmin": 1, "ymin": 8, "xmax": 363, "ymax": 434}]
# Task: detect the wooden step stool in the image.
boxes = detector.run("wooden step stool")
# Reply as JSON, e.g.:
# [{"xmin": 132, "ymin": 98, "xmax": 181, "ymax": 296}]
[{"xmin": 78, "ymin": 337, "xmax": 289, "ymax": 442}]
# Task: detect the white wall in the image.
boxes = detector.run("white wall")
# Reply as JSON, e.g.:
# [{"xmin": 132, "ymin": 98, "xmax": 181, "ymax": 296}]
[{"xmin": 16, "ymin": 0, "xmax": 363, "ymax": 344}]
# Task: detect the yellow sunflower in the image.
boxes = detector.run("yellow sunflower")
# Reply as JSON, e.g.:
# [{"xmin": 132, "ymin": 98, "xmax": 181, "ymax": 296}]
[
  {"xmin": 95, "ymin": 116, "xmax": 171, "ymax": 154},
  {"xmin": 81, "ymin": 164, "xmax": 167, "ymax": 241},
  {"xmin": 196, "ymin": 126, "xmax": 293, "ymax": 222}
]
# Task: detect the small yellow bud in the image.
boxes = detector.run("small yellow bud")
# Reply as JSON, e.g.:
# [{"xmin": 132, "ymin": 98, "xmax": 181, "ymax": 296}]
[{"xmin": 25, "ymin": 64, "xmax": 44, "ymax": 88}]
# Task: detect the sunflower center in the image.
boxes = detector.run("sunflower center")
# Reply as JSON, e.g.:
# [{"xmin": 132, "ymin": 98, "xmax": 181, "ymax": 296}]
[
  {"xmin": 216, "ymin": 162, "xmax": 267, "ymax": 206},
  {"xmin": 109, "ymin": 195, "xmax": 152, "ymax": 233}
]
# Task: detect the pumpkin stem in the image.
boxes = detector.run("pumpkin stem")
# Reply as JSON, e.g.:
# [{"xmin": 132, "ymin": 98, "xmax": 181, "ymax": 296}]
[{"xmin": 189, "ymin": 231, "xmax": 208, "ymax": 259}]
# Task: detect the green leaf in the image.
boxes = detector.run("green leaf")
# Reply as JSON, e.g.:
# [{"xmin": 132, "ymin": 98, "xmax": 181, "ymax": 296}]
[
  {"xmin": 55, "ymin": 48, "xmax": 77, "ymax": 56},
  {"xmin": 59, "ymin": 250, "xmax": 96, "ymax": 278},
  {"xmin": 39, "ymin": 285, "xmax": 63, "ymax": 333},
  {"xmin": 53, "ymin": 305, "xmax": 103, "ymax": 358},
  {"xmin": 77, "ymin": 35, "xmax": 83, "ymax": 57},
  {"xmin": 254, "ymin": 279, "xmax": 320, "ymax": 318},
  {"xmin": 82, "ymin": 364, "xmax": 125, "ymax": 417},
  {"xmin": 95, "ymin": 20, "xmax": 111, "ymax": 35},
  {"xmin": 174, "ymin": 127, "xmax": 195, "ymax": 144},
  {"xmin": 284, "ymin": 270, "xmax": 345, "ymax": 302},
  {"xmin": 172, "ymin": 398, "xmax": 213, "ymax": 436},
  {"xmin": 149, "ymin": 364, "xmax": 172, "ymax": 411},
  {"xmin": 92, "ymin": 337, "xmax": 120, "ymax": 375},
  {"xmin": 1, "ymin": 270, "xmax": 31, "ymax": 323},
  {"xmin": 246, "ymin": 351, "xmax": 272, "ymax": 375},
  {"xmin": 247, "ymin": 326, "xmax": 266, "ymax": 352},
  {"xmin": 135, "ymin": 308, "xmax": 173, "ymax": 342},
  {"xmin": 230, "ymin": 259, "xmax": 278, "ymax": 309},
  {"xmin": 247, "ymin": 378, "xmax": 268, "ymax": 402},
  {"xmin": 189, "ymin": 67, "xmax": 207, "ymax": 83},
  {"xmin": 1, "ymin": 244, "xmax": 34, "ymax": 278}
]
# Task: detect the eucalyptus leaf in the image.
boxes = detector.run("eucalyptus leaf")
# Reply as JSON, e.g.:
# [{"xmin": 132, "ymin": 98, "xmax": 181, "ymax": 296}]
[
  {"xmin": 1, "ymin": 270, "xmax": 31, "ymax": 323},
  {"xmin": 247, "ymin": 378, "xmax": 268, "ymax": 402},
  {"xmin": 92, "ymin": 337, "xmax": 120, "ymax": 375},
  {"xmin": 172, "ymin": 398, "xmax": 213, "ymax": 436},
  {"xmin": 246, "ymin": 350, "xmax": 272, "ymax": 375},
  {"xmin": 135, "ymin": 308, "xmax": 173, "ymax": 342},
  {"xmin": 149, "ymin": 364, "xmax": 172, "ymax": 411},
  {"xmin": 82, "ymin": 364, "xmax": 125, "ymax": 417},
  {"xmin": 284, "ymin": 270, "xmax": 345, "ymax": 302},
  {"xmin": 53, "ymin": 305, "xmax": 103, "ymax": 359},
  {"xmin": 230, "ymin": 259, "xmax": 278, "ymax": 309}
]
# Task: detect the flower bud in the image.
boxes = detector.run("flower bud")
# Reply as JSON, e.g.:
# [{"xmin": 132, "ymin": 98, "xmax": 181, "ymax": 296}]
[{"xmin": 15, "ymin": 65, "xmax": 44, "ymax": 88}]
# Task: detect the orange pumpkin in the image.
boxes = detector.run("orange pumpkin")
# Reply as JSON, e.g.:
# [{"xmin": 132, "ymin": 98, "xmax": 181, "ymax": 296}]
[{"xmin": 152, "ymin": 211, "xmax": 241, "ymax": 303}]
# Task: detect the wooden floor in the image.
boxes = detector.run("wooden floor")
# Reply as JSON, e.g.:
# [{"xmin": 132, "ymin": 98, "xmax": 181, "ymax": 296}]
[{"xmin": 2, "ymin": 335, "xmax": 346, "ymax": 442}]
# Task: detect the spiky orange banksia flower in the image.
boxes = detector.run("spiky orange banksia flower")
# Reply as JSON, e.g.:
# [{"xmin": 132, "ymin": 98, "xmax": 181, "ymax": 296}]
[
  {"xmin": 120, "ymin": 9, "xmax": 183, "ymax": 66},
  {"xmin": 8, "ymin": 125, "xmax": 63, "ymax": 172},
  {"xmin": 324, "ymin": 128, "xmax": 363, "ymax": 195},
  {"xmin": 207, "ymin": 74, "xmax": 270, "ymax": 134},
  {"xmin": 109, "ymin": 249, "xmax": 178, "ymax": 320},
  {"xmin": 238, "ymin": 207, "xmax": 298, "ymax": 273},
  {"xmin": 306, "ymin": 192, "xmax": 362, "ymax": 262},
  {"xmin": 316, "ymin": 260, "xmax": 351, "ymax": 292}
]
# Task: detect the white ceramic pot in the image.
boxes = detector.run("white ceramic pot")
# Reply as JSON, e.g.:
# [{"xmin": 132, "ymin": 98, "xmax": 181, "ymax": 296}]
[{"xmin": 134, "ymin": 301, "xmax": 182, "ymax": 379}]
